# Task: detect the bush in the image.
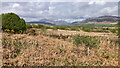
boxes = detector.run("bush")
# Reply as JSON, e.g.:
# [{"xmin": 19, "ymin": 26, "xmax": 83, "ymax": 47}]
[
  {"xmin": 102, "ymin": 28, "xmax": 106, "ymax": 30},
  {"xmin": 73, "ymin": 34, "xmax": 100, "ymax": 48},
  {"xmin": 41, "ymin": 27, "xmax": 46, "ymax": 31},
  {"xmin": 26, "ymin": 23, "xmax": 32, "ymax": 29},
  {"xmin": 52, "ymin": 26, "xmax": 58, "ymax": 30},
  {"xmin": 70, "ymin": 27, "xmax": 79, "ymax": 31},
  {"xmin": 59, "ymin": 26, "xmax": 69, "ymax": 30},
  {"xmin": 2, "ymin": 13, "xmax": 26, "ymax": 33},
  {"xmin": 46, "ymin": 26, "xmax": 53, "ymax": 29},
  {"xmin": 52, "ymin": 26, "xmax": 69, "ymax": 30},
  {"xmin": 32, "ymin": 24, "xmax": 45, "ymax": 28},
  {"xmin": 109, "ymin": 29, "xmax": 117, "ymax": 33},
  {"xmin": 32, "ymin": 25, "xmax": 39, "ymax": 28},
  {"xmin": 26, "ymin": 28, "xmax": 37, "ymax": 35},
  {"xmin": 38, "ymin": 24, "xmax": 44, "ymax": 28},
  {"xmin": 82, "ymin": 27, "xmax": 93, "ymax": 32}
]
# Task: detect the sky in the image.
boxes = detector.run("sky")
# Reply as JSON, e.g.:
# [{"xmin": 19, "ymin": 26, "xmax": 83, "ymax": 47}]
[{"xmin": 1, "ymin": 2, "xmax": 118, "ymax": 22}]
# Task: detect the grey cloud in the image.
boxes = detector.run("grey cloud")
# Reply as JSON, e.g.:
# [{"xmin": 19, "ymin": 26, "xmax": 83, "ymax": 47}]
[{"xmin": 1, "ymin": 2, "xmax": 118, "ymax": 22}]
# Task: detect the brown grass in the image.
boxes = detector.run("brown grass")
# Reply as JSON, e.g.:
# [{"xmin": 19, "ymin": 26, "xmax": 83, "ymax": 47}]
[{"xmin": 2, "ymin": 28, "xmax": 119, "ymax": 66}]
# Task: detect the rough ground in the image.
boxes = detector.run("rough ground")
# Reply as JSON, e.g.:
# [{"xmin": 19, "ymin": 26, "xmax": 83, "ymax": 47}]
[
  {"xmin": 0, "ymin": 31, "xmax": 2, "ymax": 67},
  {"xmin": 2, "ymin": 29, "xmax": 119, "ymax": 66}
]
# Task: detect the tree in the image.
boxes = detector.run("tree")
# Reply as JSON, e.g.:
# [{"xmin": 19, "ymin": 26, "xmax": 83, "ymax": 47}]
[{"xmin": 2, "ymin": 13, "xmax": 26, "ymax": 33}]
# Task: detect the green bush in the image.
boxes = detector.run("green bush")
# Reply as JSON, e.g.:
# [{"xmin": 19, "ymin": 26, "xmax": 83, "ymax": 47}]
[
  {"xmin": 82, "ymin": 27, "xmax": 93, "ymax": 32},
  {"xmin": 32, "ymin": 24, "xmax": 45, "ymax": 29},
  {"xmin": 59, "ymin": 26, "xmax": 69, "ymax": 30},
  {"xmin": 70, "ymin": 27, "xmax": 79, "ymax": 31},
  {"xmin": 52, "ymin": 26, "xmax": 58, "ymax": 30},
  {"xmin": 109, "ymin": 29, "xmax": 117, "ymax": 33},
  {"xmin": 2, "ymin": 13, "xmax": 26, "ymax": 33},
  {"xmin": 26, "ymin": 23, "xmax": 32, "ymax": 29},
  {"xmin": 32, "ymin": 25, "xmax": 39, "ymax": 28},
  {"xmin": 52, "ymin": 26, "xmax": 69, "ymax": 30},
  {"xmin": 73, "ymin": 34, "xmax": 100, "ymax": 48},
  {"xmin": 102, "ymin": 28, "xmax": 106, "ymax": 30},
  {"xmin": 46, "ymin": 26, "xmax": 53, "ymax": 29},
  {"xmin": 38, "ymin": 24, "xmax": 44, "ymax": 28},
  {"xmin": 41, "ymin": 26, "xmax": 46, "ymax": 31}
]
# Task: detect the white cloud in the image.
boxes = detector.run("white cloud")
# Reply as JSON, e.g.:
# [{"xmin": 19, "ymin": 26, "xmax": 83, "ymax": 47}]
[
  {"xmin": 84, "ymin": 15, "xmax": 91, "ymax": 18},
  {"xmin": 49, "ymin": 6, "xmax": 55, "ymax": 10},
  {"xmin": 88, "ymin": 1, "xmax": 95, "ymax": 5},
  {"xmin": 39, "ymin": 11, "xmax": 43, "ymax": 14},
  {"xmin": 88, "ymin": 0, "xmax": 106, "ymax": 5},
  {"xmin": 96, "ymin": 1, "xmax": 106, "ymax": 5},
  {"xmin": 99, "ymin": 6, "xmax": 118, "ymax": 15},
  {"xmin": 1, "ymin": 2, "xmax": 118, "ymax": 22},
  {"xmin": 48, "ymin": 6, "xmax": 56, "ymax": 15},
  {"xmin": 12, "ymin": 3, "xmax": 20, "ymax": 8},
  {"xmin": 1, "ymin": 0, "xmax": 120, "ymax": 2}
]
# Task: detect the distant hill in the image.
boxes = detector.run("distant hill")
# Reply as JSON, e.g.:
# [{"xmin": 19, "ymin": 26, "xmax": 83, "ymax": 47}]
[
  {"xmin": 72, "ymin": 16, "xmax": 120, "ymax": 24},
  {"xmin": 27, "ymin": 21, "xmax": 56, "ymax": 25},
  {"xmin": 27, "ymin": 16, "xmax": 120, "ymax": 25},
  {"xmin": 27, "ymin": 19, "xmax": 70, "ymax": 26}
]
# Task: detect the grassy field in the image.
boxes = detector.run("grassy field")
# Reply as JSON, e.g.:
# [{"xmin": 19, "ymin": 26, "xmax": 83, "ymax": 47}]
[{"xmin": 2, "ymin": 24, "xmax": 119, "ymax": 66}]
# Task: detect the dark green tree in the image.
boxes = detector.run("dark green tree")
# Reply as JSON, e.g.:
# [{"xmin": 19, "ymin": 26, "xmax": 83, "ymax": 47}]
[{"xmin": 2, "ymin": 13, "xmax": 26, "ymax": 33}]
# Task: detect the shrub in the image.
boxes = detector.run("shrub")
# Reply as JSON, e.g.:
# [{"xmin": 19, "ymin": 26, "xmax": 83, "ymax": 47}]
[
  {"xmin": 38, "ymin": 24, "xmax": 44, "ymax": 28},
  {"xmin": 32, "ymin": 24, "xmax": 45, "ymax": 29},
  {"xmin": 46, "ymin": 26, "xmax": 53, "ymax": 29},
  {"xmin": 106, "ymin": 28, "xmax": 109, "ymax": 30},
  {"xmin": 59, "ymin": 26, "xmax": 69, "ymax": 30},
  {"xmin": 26, "ymin": 28, "xmax": 37, "ymax": 35},
  {"xmin": 109, "ymin": 29, "xmax": 117, "ymax": 33},
  {"xmin": 52, "ymin": 26, "xmax": 69, "ymax": 30},
  {"xmin": 2, "ymin": 13, "xmax": 26, "ymax": 33},
  {"xmin": 70, "ymin": 27, "xmax": 79, "ymax": 31},
  {"xmin": 82, "ymin": 27, "xmax": 93, "ymax": 32},
  {"xmin": 73, "ymin": 34, "xmax": 100, "ymax": 48},
  {"xmin": 26, "ymin": 23, "xmax": 32, "ymax": 29},
  {"xmin": 32, "ymin": 25, "xmax": 39, "ymax": 28},
  {"xmin": 41, "ymin": 26, "xmax": 46, "ymax": 32},
  {"xmin": 52, "ymin": 26, "xmax": 58, "ymax": 30},
  {"xmin": 102, "ymin": 28, "xmax": 106, "ymax": 30}
]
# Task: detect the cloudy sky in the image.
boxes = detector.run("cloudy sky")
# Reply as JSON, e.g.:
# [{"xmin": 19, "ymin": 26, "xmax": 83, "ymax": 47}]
[{"xmin": 1, "ymin": 2, "xmax": 118, "ymax": 22}]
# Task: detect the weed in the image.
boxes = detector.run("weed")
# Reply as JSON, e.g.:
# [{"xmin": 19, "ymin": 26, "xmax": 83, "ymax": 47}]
[
  {"xmin": 109, "ymin": 29, "xmax": 117, "ymax": 33},
  {"xmin": 82, "ymin": 27, "xmax": 93, "ymax": 32},
  {"xmin": 101, "ymin": 52, "xmax": 109, "ymax": 59},
  {"xmin": 64, "ymin": 57, "xmax": 68, "ymax": 66},
  {"xmin": 73, "ymin": 34, "xmax": 100, "ymax": 48}
]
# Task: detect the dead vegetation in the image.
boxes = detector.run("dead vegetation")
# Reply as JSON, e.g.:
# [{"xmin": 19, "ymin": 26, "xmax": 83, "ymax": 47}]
[{"xmin": 2, "ymin": 28, "xmax": 119, "ymax": 66}]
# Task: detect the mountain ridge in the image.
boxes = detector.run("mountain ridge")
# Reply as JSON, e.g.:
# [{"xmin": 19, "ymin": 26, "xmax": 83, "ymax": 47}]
[
  {"xmin": 27, "ymin": 16, "xmax": 120, "ymax": 25},
  {"xmin": 72, "ymin": 16, "xmax": 120, "ymax": 24}
]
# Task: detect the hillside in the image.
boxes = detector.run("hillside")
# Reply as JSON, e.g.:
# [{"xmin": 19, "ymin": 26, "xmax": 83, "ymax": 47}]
[
  {"xmin": 72, "ymin": 16, "xmax": 120, "ymax": 24},
  {"xmin": 27, "ymin": 19, "xmax": 70, "ymax": 26},
  {"xmin": 27, "ymin": 21, "xmax": 56, "ymax": 25}
]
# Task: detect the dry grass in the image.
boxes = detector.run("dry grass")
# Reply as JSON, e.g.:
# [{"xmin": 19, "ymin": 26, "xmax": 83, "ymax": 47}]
[{"xmin": 2, "ymin": 28, "xmax": 119, "ymax": 66}]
